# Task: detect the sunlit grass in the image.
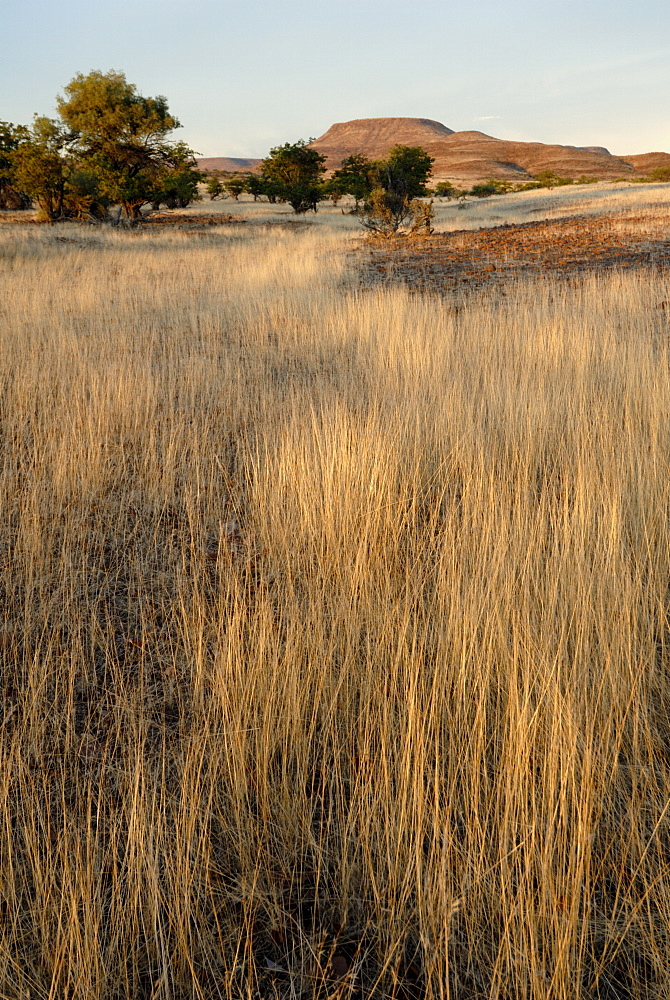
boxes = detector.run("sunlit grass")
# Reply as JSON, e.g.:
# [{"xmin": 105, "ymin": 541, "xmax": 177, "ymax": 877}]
[{"xmin": 0, "ymin": 216, "xmax": 670, "ymax": 998}]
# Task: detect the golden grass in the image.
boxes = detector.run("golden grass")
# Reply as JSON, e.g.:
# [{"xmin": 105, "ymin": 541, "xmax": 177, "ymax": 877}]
[{"xmin": 1, "ymin": 218, "xmax": 670, "ymax": 999}]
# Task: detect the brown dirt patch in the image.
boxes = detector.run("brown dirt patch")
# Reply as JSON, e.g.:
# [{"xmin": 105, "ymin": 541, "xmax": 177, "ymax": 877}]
[
  {"xmin": 355, "ymin": 213, "xmax": 670, "ymax": 292},
  {"xmin": 137, "ymin": 212, "xmax": 245, "ymax": 229}
]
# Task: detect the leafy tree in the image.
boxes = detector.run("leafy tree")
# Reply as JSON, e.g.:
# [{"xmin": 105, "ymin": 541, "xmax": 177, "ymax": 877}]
[
  {"xmin": 330, "ymin": 153, "xmax": 376, "ymax": 206},
  {"xmin": 11, "ymin": 117, "xmax": 71, "ymax": 220},
  {"xmin": 377, "ymin": 145, "xmax": 434, "ymax": 200},
  {"xmin": 260, "ymin": 139, "xmax": 326, "ymax": 213},
  {"xmin": 223, "ymin": 175, "xmax": 246, "ymax": 200},
  {"xmin": 0, "ymin": 122, "xmax": 30, "ymax": 209},
  {"xmin": 357, "ymin": 145, "xmax": 434, "ymax": 236},
  {"xmin": 11, "ymin": 116, "xmax": 110, "ymax": 221},
  {"xmin": 322, "ymin": 178, "xmax": 343, "ymax": 206},
  {"xmin": 244, "ymin": 174, "xmax": 265, "ymax": 201},
  {"xmin": 150, "ymin": 143, "xmax": 202, "ymax": 209},
  {"xmin": 206, "ymin": 174, "xmax": 224, "ymax": 200},
  {"xmin": 56, "ymin": 70, "xmax": 191, "ymax": 219}
]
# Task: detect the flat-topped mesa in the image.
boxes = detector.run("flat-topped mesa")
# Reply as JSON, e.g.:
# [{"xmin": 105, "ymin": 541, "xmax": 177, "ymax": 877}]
[
  {"xmin": 309, "ymin": 117, "xmax": 455, "ymax": 168},
  {"xmin": 309, "ymin": 118, "xmax": 641, "ymax": 183},
  {"xmin": 198, "ymin": 118, "xmax": 670, "ymax": 185}
]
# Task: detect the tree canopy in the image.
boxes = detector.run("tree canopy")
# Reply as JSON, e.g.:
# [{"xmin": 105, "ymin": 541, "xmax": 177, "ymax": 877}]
[
  {"xmin": 55, "ymin": 70, "xmax": 195, "ymax": 218},
  {"xmin": 0, "ymin": 122, "xmax": 30, "ymax": 209},
  {"xmin": 260, "ymin": 140, "xmax": 327, "ymax": 213},
  {"xmin": 4, "ymin": 70, "xmax": 199, "ymax": 221},
  {"xmin": 330, "ymin": 153, "xmax": 376, "ymax": 205}
]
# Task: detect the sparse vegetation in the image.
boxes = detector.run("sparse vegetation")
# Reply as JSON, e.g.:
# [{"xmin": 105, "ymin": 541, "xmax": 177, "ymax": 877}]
[
  {"xmin": 631, "ymin": 166, "xmax": 670, "ymax": 184},
  {"xmin": 533, "ymin": 169, "xmax": 574, "ymax": 188}
]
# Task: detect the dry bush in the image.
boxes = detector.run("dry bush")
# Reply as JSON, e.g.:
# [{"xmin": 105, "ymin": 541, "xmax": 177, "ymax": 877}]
[{"xmin": 0, "ymin": 221, "xmax": 669, "ymax": 999}]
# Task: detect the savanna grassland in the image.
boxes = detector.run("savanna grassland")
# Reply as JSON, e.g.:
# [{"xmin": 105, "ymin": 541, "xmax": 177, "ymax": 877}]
[{"xmin": 2, "ymin": 187, "xmax": 670, "ymax": 1000}]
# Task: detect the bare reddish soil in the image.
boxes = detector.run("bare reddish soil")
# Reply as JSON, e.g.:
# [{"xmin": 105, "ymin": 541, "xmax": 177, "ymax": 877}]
[{"xmin": 356, "ymin": 213, "xmax": 670, "ymax": 292}]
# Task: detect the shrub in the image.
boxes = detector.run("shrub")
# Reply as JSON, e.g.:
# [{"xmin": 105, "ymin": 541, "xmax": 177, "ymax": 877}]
[
  {"xmin": 469, "ymin": 183, "xmax": 499, "ymax": 198},
  {"xmin": 434, "ymin": 181, "xmax": 457, "ymax": 199},
  {"xmin": 648, "ymin": 167, "xmax": 670, "ymax": 183},
  {"xmin": 356, "ymin": 145, "xmax": 434, "ymax": 237},
  {"xmin": 533, "ymin": 170, "xmax": 573, "ymax": 189}
]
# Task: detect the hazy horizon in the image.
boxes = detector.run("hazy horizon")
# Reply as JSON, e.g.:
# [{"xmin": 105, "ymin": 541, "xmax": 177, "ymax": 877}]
[{"xmin": 3, "ymin": 0, "xmax": 669, "ymax": 159}]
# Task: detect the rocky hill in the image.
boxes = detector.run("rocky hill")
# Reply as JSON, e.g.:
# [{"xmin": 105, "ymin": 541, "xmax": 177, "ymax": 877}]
[
  {"xmin": 309, "ymin": 119, "xmax": 648, "ymax": 184},
  {"xmin": 198, "ymin": 119, "xmax": 669, "ymax": 185},
  {"xmin": 309, "ymin": 117, "xmax": 454, "ymax": 164}
]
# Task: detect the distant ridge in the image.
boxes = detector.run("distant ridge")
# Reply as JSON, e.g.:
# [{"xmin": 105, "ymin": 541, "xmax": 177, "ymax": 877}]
[
  {"xmin": 197, "ymin": 156, "xmax": 262, "ymax": 173},
  {"xmin": 309, "ymin": 119, "xmax": 644, "ymax": 183},
  {"xmin": 199, "ymin": 119, "xmax": 670, "ymax": 185}
]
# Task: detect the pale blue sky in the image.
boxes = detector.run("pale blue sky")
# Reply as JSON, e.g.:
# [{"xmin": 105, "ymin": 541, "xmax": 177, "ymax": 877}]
[{"xmin": 2, "ymin": 0, "xmax": 668, "ymax": 157}]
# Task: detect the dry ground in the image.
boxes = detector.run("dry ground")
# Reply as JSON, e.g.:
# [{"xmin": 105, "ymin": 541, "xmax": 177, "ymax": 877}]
[{"xmin": 358, "ymin": 213, "xmax": 670, "ymax": 293}]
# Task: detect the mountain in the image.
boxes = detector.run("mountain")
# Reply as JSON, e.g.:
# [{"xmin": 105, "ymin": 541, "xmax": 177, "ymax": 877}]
[
  {"xmin": 198, "ymin": 119, "xmax": 669, "ymax": 185},
  {"xmin": 309, "ymin": 119, "xmax": 644, "ymax": 183},
  {"xmin": 197, "ymin": 157, "xmax": 262, "ymax": 174},
  {"xmin": 308, "ymin": 117, "xmax": 454, "ymax": 164}
]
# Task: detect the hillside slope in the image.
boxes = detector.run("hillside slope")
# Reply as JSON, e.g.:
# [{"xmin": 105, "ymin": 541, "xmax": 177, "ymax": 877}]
[
  {"xmin": 310, "ymin": 120, "xmax": 641, "ymax": 183},
  {"xmin": 198, "ymin": 119, "xmax": 670, "ymax": 185},
  {"xmin": 197, "ymin": 157, "xmax": 262, "ymax": 174}
]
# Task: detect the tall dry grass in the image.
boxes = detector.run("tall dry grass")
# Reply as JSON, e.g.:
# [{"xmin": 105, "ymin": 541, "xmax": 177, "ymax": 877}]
[{"xmin": 0, "ymin": 220, "xmax": 670, "ymax": 999}]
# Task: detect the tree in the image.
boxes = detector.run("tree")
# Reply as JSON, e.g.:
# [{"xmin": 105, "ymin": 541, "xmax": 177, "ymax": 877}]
[
  {"xmin": 356, "ymin": 145, "xmax": 435, "ymax": 237},
  {"xmin": 434, "ymin": 180, "xmax": 457, "ymax": 200},
  {"xmin": 377, "ymin": 145, "xmax": 434, "ymax": 200},
  {"xmin": 206, "ymin": 174, "xmax": 224, "ymax": 200},
  {"xmin": 223, "ymin": 175, "xmax": 246, "ymax": 200},
  {"xmin": 11, "ymin": 117, "xmax": 71, "ymax": 220},
  {"xmin": 0, "ymin": 122, "xmax": 30, "ymax": 209},
  {"xmin": 11, "ymin": 116, "xmax": 110, "ymax": 221},
  {"xmin": 150, "ymin": 142, "xmax": 203, "ymax": 209},
  {"xmin": 56, "ymin": 70, "xmax": 191, "ymax": 219},
  {"xmin": 322, "ymin": 178, "xmax": 343, "ymax": 206},
  {"xmin": 330, "ymin": 153, "xmax": 376, "ymax": 207},
  {"xmin": 260, "ymin": 139, "xmax": 326, "ymax": 213}
]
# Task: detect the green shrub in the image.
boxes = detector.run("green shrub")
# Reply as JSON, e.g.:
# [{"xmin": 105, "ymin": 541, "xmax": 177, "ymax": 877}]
[
  {"xmin": 469, "ymin": 183, "xmax": 499, "ymax": 198},
  {"xmin": 533, "ymin": 170, "xmax": 573, "ymax": 189}
]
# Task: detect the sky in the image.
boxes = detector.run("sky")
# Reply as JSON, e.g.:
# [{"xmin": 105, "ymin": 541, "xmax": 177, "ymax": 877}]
[{"xmin": 2, "ymin": 0, "xmax": 669, "ymax": 158}]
